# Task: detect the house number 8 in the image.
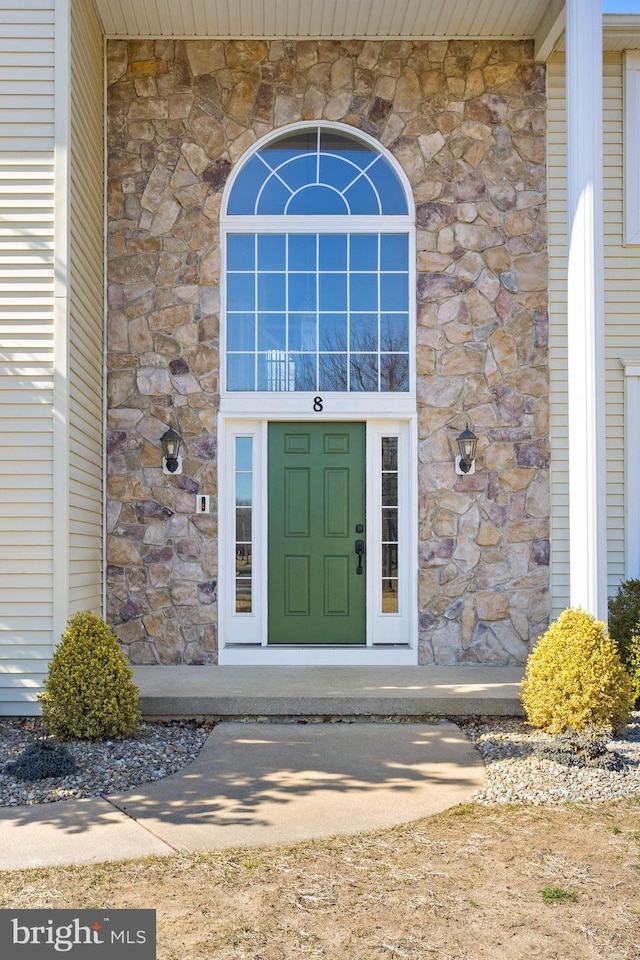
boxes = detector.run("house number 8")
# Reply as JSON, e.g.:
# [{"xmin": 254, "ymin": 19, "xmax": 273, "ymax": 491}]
[{"xmin": 313, "ymin": 396, "xmax": 323, "ymax": 412}]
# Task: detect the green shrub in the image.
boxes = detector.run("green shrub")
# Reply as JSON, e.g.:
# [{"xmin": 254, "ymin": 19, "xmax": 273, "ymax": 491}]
[
  {"xmin": 608, "ymin": 578, "xmax": 640, "ymax": 664},
  {"xmin": 521, "ymin": 608, "xmax": 633, "ymax": 734},
  {"xmin": 5, "ymin": 740, "xmax": 77, "ymax": 780},
  {"xmin": 626, "ymin": 627, "xmax": 640, "ymax": 706},
  {"xmin": 38, "ymin": 611, "xmax": 141, "ymax": 741},
  {"xmin": 534, "ymin": 726, "xmax": 625, "ymax": 771}
]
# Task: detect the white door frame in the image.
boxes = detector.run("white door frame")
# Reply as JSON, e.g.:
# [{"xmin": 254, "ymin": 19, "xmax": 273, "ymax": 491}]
[{"xmin": 217, "ymin": 410, "xmax": 418, "ymax": 665}]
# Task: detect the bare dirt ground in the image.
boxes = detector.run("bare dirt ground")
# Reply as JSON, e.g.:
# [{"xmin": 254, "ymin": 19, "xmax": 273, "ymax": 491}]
[{"xmin": 2, "ymin": 800, "xmax": 640, "ymax": 959}]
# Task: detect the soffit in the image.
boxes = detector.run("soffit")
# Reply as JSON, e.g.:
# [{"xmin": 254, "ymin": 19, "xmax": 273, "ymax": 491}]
[
  {"xmin": 603, "ymin": 16, "xmax": 640, "ymax": 51},
  {"xmin": 550, "ymin": 16, "xmax": 640, "ymax": 52},
  {"xmin": 94, "ymin": 0, "xmax": 555, "ymax": 39},
  {"xmin": 93, "ymin": 4, "xmax": 640, "ymax": 57}
]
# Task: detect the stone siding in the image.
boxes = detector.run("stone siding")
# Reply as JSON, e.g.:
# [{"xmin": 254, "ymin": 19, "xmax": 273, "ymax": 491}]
[{"xmin": 106, "ymin": 37, "xmax": 549, "ymax": 665}]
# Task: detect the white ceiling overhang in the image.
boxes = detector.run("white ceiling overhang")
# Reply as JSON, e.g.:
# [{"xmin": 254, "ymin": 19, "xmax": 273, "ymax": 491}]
[{"xmin": 93, "ymin": 2, "xmax": 640, "ymax": 57}]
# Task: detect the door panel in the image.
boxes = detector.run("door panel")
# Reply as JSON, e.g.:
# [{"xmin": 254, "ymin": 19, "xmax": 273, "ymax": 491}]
[
  {"xmin": 284, "ymin": 555, "xmax": 310, "ymax": 615},
  {"xmin": 324, "ymin": 469, "xmax": 349, "ymax": 537},
  {"xmin": 284, "ymin": 469, "xmax": 310, "ymax": 536},
  {"xmin": 268, "ymin": 422, "xmax": 366, "ymax": 645},
  {"xmin": 324, "ymin": 556, "xmax": 350, "ymax": 615}
]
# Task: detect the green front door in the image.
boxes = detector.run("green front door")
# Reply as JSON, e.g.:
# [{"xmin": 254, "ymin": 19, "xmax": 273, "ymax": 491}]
[{"xmin": 268, "ymin": 422, "xmax": 366, "ymax": 645}]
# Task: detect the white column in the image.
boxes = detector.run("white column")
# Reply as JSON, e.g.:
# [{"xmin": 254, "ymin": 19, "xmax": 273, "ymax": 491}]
[{"xmin": 565, "ymin": 0, "xmax": 607, "ymax": 618}]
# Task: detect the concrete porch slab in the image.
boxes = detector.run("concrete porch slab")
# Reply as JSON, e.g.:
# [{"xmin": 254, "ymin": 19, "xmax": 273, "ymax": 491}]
[{"xmin": 133, "ymin": 665, "xmax": 525, "ymax": 718}]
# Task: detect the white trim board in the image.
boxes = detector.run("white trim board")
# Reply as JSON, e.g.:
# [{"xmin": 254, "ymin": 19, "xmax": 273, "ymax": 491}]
[
  {"xmin": 53, "ymin": 0, "xmax": 70, "ymax": 643},
  {"xmin": 625, "ymin": 51, "xmax": 640, "ymax": 245},
  {"xmin": 621, "ymin": 357, "xmax": 640, "ymax": 579}
]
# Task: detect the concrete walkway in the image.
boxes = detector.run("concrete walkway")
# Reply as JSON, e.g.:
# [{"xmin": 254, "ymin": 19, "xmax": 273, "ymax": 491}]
[{"xmin": 0, "ymin": 721, "xmax": 485, "ymax": 871}]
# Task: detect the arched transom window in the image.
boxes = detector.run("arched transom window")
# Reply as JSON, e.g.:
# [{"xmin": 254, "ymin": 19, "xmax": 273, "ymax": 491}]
[{"xmin": 223, "ymin": 124, "xmax": 413, "ymax": 393}]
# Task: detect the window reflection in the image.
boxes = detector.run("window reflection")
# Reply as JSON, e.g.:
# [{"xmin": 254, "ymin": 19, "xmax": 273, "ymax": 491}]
[
  {"xmin": 319, "ymin": 353, "xmax": 348, "ymax": 391},
  {"xmin": 318, "ymin": 273, "xmax": 347, "ymax": 311},
  {"xmin": 319, "ymin": 234, "xmax": 347, "ymax": 269},
  {"xmin": 319, "ymin": 314, "xmax": 347, "ymax": 350},
  {"xmin": 227, "ymin": 232, "xmax": 409, "ymax": 393},
  {"xmin": 235, "ymin": 437, "xmax": 253, "ymax": 613},
  {"xmin": 227, "ymin": 234, "xmax": 255, "ymax": 269},
  {"xmin": 382, "ymin": 508, "xmax": 397, "ymax": 541},
  {"xmin": 258, "ymin": 313, "xmax": 286, "ymax": 351},
  {"xmin": 382, "ymin": 580, "xmax": 399, "ymax": 614},
  {"xmin": 381, "ymin": 314, "xmax": 408, "ymax": 351},
  {"xmin": 350, "ymin": 314, "xmax": 378, "ymax": 351},
  {"xmin": 350, "ymin": 355, "xmax": 378, "ymax": 392},
  {"xmin": 350, "ymin": 274, "xmax": 378, "ymax": 311},
  {"xmin": 289, "ymin": 234, "xmax": 316, "ymax": 271},
  {"xmin": 236, "ymin": 437, "xmax": 252, "ymax": 471},
  {"xmin": 227, "ymin": 274, "xmax": 254, "ymax": 312},
  {"xmin": 350, "ymin": 234, "xmax": 378, "ymax": 270},
  {"xmin": 381, "ymin": 354, "xmax": 409, "ymax": 392},
  {"xmin": 288, "ymin": 274, "xmax": 316, "ymax": 311},
  {"xmin": 381, "ymin": 437, "xmax": 399, "ymax": 614},
  {"xmin": 227, "ymin": 314, "xmax": 255, "ymax": 352},
  {"xmin": 227, "ymin": 127, "xmax": 408, "ymax": 216},
  {"xmin": 382, "ymin": 472, "xmax": 397, "ymax": 506},
  {"xmin": 227, "ymin": 354, "xmax": 255, "ymax": 391},
  {"xmin": 288, "ymin": 314, "xmax": 317, "ymax": 351},
  {"xmin": 258, "ymin": 234, "xmax": 286, "ymax": 269},
  {"xmin": 382, "ymin": 437, "xmax": 398, "ymax": 470},
  {"xmin": 291, "ymin": 353, "xmax": 316, "ymax": 391},
  {"xmin": 236, "ymin": 507, "xmax": 252, "ymax": 542}
]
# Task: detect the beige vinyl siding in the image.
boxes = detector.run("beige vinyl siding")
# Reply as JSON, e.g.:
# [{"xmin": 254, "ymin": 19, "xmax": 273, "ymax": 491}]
[
  {"xmin": 0, "ymin": 0, "xmax": 56, "ymax": 713},
  {"xmin": 547, "ymin": 56, "xmax": 569, "ymax": 618},
  {"xmin": 68, "ymin": 0, "xmax": 104, "ymax": 613},
  {"xmin": 547, "ymin": 53, "xmax": 640, "ymax": 616},
  {"xmin": 602, "ymin": 53, "xmax": 640, "ymax": 589}
]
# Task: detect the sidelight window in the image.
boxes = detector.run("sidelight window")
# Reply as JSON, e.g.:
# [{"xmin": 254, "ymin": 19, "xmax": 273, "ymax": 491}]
[
  {"xmin": 235, "ymin": 437, "xmax": 253, "ymax": 612},
  {"xmin": 381, "ymin": 436, "xmax": 399, "ymax": 613}
]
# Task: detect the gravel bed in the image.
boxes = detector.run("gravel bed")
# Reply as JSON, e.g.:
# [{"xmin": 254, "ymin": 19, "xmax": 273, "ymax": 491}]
[
  {"xmin": 1, "ymin": 714, "xmax": 639, "ymax": 808},
  {"xmin": 0, "ymin": 719, "xmax": 213, "ymax": 807},
  {"xmin": 460, "ymin": 712, "xmax": 640, "ymax": 805}
]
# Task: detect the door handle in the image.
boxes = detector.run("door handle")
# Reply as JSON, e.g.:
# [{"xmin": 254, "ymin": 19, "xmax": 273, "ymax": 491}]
[{"xmin": 354, "ymin": 539, "xmax": 365, "ymax": 575}]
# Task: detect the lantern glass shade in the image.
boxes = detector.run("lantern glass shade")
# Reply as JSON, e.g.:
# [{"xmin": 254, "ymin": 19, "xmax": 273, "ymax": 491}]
[
  {"xmin": 457, "ymin": 425, "xmax": 478, "ymax": 465},
  {"xmin": 161, "ymin": 428, "xmax": 181, "ymax": 464}
]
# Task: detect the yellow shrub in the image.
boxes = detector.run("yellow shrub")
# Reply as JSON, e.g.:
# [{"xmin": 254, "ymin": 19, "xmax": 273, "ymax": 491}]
[
  {"xmin": 521, "ymin": 607, "xmax": 633, "ymax": 733},
  {"xmin": 38, "ymin": 611, "xmax": 141, "ymax": 740}
]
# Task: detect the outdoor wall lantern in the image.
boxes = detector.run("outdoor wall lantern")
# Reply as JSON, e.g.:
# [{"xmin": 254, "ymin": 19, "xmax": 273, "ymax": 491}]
[
  {"xmin": 161, "ymin": 427, "xmax": 183, "ymax": 475},
  {"xmin": 455, "ymin": 424, "xmax": 478, "ymax": 476}
]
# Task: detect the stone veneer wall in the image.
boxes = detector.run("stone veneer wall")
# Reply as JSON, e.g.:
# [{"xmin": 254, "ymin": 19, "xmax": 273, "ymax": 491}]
[{"xmin": 106, "ymin": 37, "xmax": 549, "ymax": 666}]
